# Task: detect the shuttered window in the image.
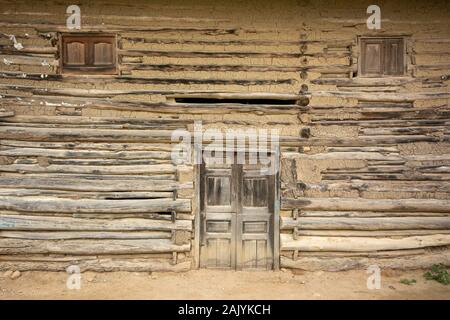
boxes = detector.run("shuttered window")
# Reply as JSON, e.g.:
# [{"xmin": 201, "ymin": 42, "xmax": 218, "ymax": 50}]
[
  {"xmin": 360, "ymin": 38, "xmax": 404, "ymax": 77},
  {"xmin": 60, "ymin": 34, "xmax": 117, "ymax": 74}
]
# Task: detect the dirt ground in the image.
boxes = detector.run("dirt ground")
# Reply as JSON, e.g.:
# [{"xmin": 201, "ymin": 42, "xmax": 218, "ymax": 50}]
[{"xmin": 0, "ymin": 269, "xmax": 449, "ymax": 300}]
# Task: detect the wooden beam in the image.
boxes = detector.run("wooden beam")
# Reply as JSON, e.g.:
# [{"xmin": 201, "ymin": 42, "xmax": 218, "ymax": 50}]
[
  {"xmin": 0, "ymin": 214, "xmax": 192, "ymax": 231},
  {"xmin": 0, "ymin": 238, "xmax": 190, "ymax": 254},
  {"xmin": 282, "ymin": 198, "xmax": 450, "ymax": 213},
  {"xmin": 280, "ymin": 233, "xmax": 450, "ymax": 252},
  {"xmin": 281, "ymin": 216, "xmax": 450, "ymax": 230}
]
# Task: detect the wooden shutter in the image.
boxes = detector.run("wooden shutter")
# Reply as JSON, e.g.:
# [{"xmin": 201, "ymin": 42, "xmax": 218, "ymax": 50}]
[
  {"xmin": 384, "ymin": 39, "xmax": 404, "ymax": 75},
  {"xmin": 61, "ymin": 34, "xmax": 116, "ymax": 74},
  {"xmin": 64, "ymin": 41, "xmax": 86, "ymax": 65},
  {"xmin": 360, "ymin": 38, "xmax": 404, "ymax": 77},
  {"xmin": 92, "ymin": 37, "xmax": 114, "ymax": 66},
  {"xmin": 361, "ymin": 39, "xmax": 384, "ymax": 76}
]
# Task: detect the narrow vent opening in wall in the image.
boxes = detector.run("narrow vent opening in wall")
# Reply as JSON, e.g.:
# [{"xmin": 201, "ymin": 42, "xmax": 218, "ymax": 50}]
[{"xmin": 174, "ymin": 98, "xmax": 297, "ymax": 105}]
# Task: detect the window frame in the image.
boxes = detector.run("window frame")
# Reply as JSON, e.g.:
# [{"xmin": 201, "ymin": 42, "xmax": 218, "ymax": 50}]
[
  {"xmin": 358, "ymin": 36, "xmax": 407, "ymax": 78},
  {"xmin": 59, "ymin": 33, "xmax": 118, "ymax": 75}
]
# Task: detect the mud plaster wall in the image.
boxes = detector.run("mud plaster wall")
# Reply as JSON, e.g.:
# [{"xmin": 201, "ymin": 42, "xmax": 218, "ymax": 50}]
[{"xmin": 0, "ymin": 0, "xmax": 449, "ymax": 271}]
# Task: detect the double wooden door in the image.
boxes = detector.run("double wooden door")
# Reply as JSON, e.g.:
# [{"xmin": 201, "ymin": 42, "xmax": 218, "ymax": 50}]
[{"xmin": 199, "ymin": 156, "xmax": 275, "ymax": 270}]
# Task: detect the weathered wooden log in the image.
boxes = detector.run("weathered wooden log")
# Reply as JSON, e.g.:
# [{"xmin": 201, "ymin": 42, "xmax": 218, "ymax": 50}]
[
  {"xmin": 0, "ymin": 54, "xmax": 58, "ymax": 66},
  {"xmin": 310, "ymin": 90, "xmax": 450, "ymax": 101},
  {"xmin": 322, "ymin": 173, "xmax": 450, "ymax": 181},
  {"xmin": 280, "ymin": 250, "xmax": 450, "ymax": 271},
  {"xmin": 283, "ymin": 152, "xmax": 402, "ymax": 161},
  {"xmin": 0, "ymin": 230, "xmax": 171, "ymax": 240},
  {"xmin": 0, "ymin": 164, "xmax": 176, "ymax": 175},
  {"xmin": 0, "ymin": 188, "xmax": 174, "ymax": 199},
  {"xmin": 281, "ymin": 217, "xmax": 450, "ymax": 230},
  {"xmin": 0, "ymin": 140, "xmax": 174, "ymax": 152},
  {"xmin": 304, "ymin": 181, "xmax": 450, "ymax": 194},
  {"xmin": 282, "ymin": 198, "xmax": 450, "ymax": 213},
  {"xmin": 0, "ymin": 258, "xmax": 191, "ymax": 272},
  {"xmin": 18, "ymin": 159, "xmax": 171, "ymax": 166},
  {"xmin": 0, "ymin": 110, "xmax": 14, "ymax": 118},
  {"xmin": 280, "ymin": 234, "xmax": 450, "ymax": 252},
  {"xmin": 0, "ymin": 126, "xmax": 175, "ymax": 142},
  {"xmin": 289, "ymin": 210, "xmax": 450, "ymax": 217},
  {"xmin": 0, "ymin": 71, "xmax": 296, "ymax": 86},
  {"xmin": 0, "ymin": 176, "xmax": 192, "ymax": 192},
  {"xmin": 294, "ymin": 229, "xmax": 450, "ymax": 237},
  {"xmin": 361, "ymin": 126, "xmax": 450, "ymax": 136},
  {"xmin": 0, "ymin": 147, "xmax": 172, "ymax": 159},
  {"xmin": 0, "ymin": 197, "xmax": 191, "ymax": 213},
  {"xmin": 0, "ymin": 214, "xmax": 192, "ymax": 231},
  {"xmin": 281, "ymin": 248, "xmax": 428, "ymax": 258},
  {"xmin": 0, "ymin": 238, "xmax": 190, "ymax": 254},
  {"xmin": 0, "ymin": 115, "xmax": 191, "ymax": 126},
  {"xmin": 0, "ymin": 83, "xmax": 303, "ymax": 99},
  {"xmin": 281, "ymin": 135, "xmax": 449, "ymax": 146}
]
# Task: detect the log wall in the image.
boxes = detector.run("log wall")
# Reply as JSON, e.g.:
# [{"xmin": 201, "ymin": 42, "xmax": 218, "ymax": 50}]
[{"xmin": 0, "ymin": 0, "xmax": 449, "ymax": 271}]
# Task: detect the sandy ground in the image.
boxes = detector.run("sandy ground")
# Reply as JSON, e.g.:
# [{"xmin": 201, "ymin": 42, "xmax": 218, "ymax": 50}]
[{"xmin": 0, "ymin": 269, "xmax": 449, "ymax": 300}]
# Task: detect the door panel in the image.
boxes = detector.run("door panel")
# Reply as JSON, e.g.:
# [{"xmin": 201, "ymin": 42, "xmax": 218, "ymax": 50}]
[
  {"xmin": 200, "ymin": 154, "xmax": 275, "ymax": 270},
  {"xmin": 200, "ymin": 161, "xmax": 237, "ymax": 269}
]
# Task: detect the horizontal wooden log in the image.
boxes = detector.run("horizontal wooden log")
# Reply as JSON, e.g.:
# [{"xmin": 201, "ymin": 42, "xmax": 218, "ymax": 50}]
[
  {"xmin": 0, "ymin": 71, "xmax": 296, "ymax": 86},
  {"xmin": 281, "ymin": 248, "xmax": 428, "ymax": 258},
  {"xmin": 280, "ymin": 250, "xmax": 450, "ymax": 271},
  {"xmin": 304, "ymin": 181, "xmax": 450, "ymax": 194},
  {"xmin": 281, "ymin": 217, "xmax": 450, "ymax": 230},
  {"xmin": 0, "ymin": 83, "xmax": 303, "ymax": 99},
  {"xmin": 0, "ymin": 147, "xmax": 172, "ymax": 159},
  {"xmin": 0, "ymin": 238, "xmax": 190, "ymax": 254},
  {"xmin": 294, "ymin": 229, "xmax": 450, "ymax": 237},
  {"xmin": 280, "ymin": 233, "xmax": 450, "ymax": 252},
  {"xmin": 0, "ymin": 197, "xmax": 191, "ymax": 213},
  {"xmin": 15, "ymin": 158, "xmax": 171, "ymax": 166},
  {"xmin": 282, "ymin": 198, "xmax": 450, "ymax": 212},
  {"xmin": 281, "ymin": 135, "xmax": 450, "ymax": 147},
  {"xmin": 290, "ymin": 210, "xmax": 450, "ymax": 217},
  {"xmin": 0, "ymin": 189, "xmax": 173, "ymax": 199},
  {"xmin": 0, "ymin": 126, "xmax": 175, "ymax": 142},
  {"xmin": 0, "ymin": 230, "xmax": 171, "ymax": 240},
  {"xmin": 0, "ymin": 258, "xmax": 190, "ymax": 272},
  {"xmin": 0, "ymin": 140, "xmax": 174, "ymax": 152},
  {"xmin": 361, "ymin": 126, "xmax": 450, "ymax": 136},
  {"xmin": 0, "ymin": 164, "xmax": 176, "ymax": 175},
  {"xmin": 0, "ymin": 54, "xmax": 57, "ymax": 66},
  {"xmin": 0, "ymin": 176, "xmax": 191, "ymax": 192},
  {"xmin": 0, "ymin": 110, "xmax": 14, "ymax": 118},
  {"xmin": 284, "ymin": 152, "xmax": 402, "ymax": 161},
  {"xmin": 310, "ymin": 90, "xmax": 450, "ymax": 101},
  {"xmin": 0, "ymin": 214, "xmax": 192, "ymax": 231}
]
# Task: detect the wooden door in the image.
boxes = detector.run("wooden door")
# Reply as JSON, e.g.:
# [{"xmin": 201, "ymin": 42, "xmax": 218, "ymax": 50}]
[
  {"xmin": 237, "ymin": 165, "xmax": 274, "ymax": 270},
  {"xmin": 199, "ymin": 154, "xmax": 275, "ymax": 270}
]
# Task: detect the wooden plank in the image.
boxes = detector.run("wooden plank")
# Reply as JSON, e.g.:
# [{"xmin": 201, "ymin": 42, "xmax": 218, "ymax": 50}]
[
  {"xmin": 0, "ymin": 176, "xmax": 191, "ymax": 192},
  {"xmin": 0, "ymin": 214, "xmax": 192, "ymax": 231},
  {"xmin": 281, "ymin": 217, "xmax": 450, "ymax": 230},
  {"xmin": 0, "ymin": 147, "xmax": 171, "ymax": 159},
  {"xmin": 280, "ymin": 233, "xmax": 450, "ymax": 252},
  {"xmin": 0, "ymin": 238, "xmax": 190, "ymax": 254},
  {"xmin": 0, "ymin": 189, "xmax": 173, "ymax": 199},
  {"xmin": 294, "ymin": 229, "xmax": 450, "ymax": 237},
  {"xmin": 282, "ymin": 198, "xmax": 450, "ymax": 213},
  {"xmin": 280, "ymin": 250, "xmax": 450, "ymax": 271},
  {"xmin": 0, "ymin": 230, "xmax": 171, "ymax": 240},
  {"xmin": 0, "ymin": 164, "xmax": 176, "ymax": 175},
  {"xmin": 0, "ymin": 196, "xmax": 191, "ymax": 213},
  {"xmin": 0, "ymin": 126, "xmax": 175, "ymax": 142},
  {"xmin": 291, "ymin": 210, "xmax": 450, "ymax": 217}
]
